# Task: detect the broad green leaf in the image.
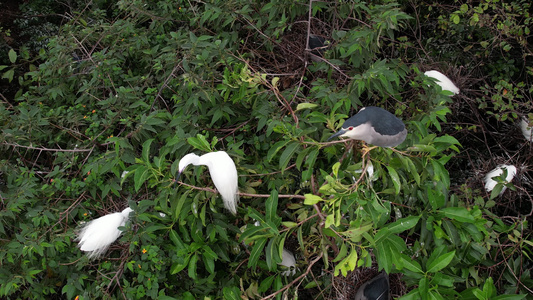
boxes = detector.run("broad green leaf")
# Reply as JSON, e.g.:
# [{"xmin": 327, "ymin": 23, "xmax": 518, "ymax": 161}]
[
  {"xmin": 266, "ymin": 140, "xmax": 290, "ymax": 162},
  {"xmin": 440, "ymin": 207, "xmax": 475, "ymax": 223},
  {"xmin": 266, "ymin": 190, "xmax": 278, "ymax": 223},
  {"xmin": 427, "ymin": 250, "xmax": 456, "ymax": 273},
  {"xmin": 386, "ymin": 165, "xmax": 401, "ymax": 194},
  {"xmin": 170, "ymin": 254, "xmax": 191, "ymax": 275},
  {"xmin": 188, "ymin": 253, "xmax": 198, "ymax": 279},
  {"xmin": 304, "ymin": 194, "xmax": 323, "ymax": 205},
  {"xmin": 248, "ymin": 238, "xmax": 267, "ymax": 268},
  {"xmin": 399, "ymin": 254, "xmax": 423, "ymax": 273},
  {"xmin": 134, "ymin": 166, "xmax": 150, "ymax": 192},
  {"xmin": 419, "ymin": 277, "xmax": 429, "ymax": 300},
  {"xmin": 279, "ymin": 142, "xmax": 300, "ymax": 173},
  {"xmin": 142, "ymin": 139, "xmax": 154, "ymax": 163},
  {"xmin": 386, "ymin": 216, "xmax": 420, "ymax": 234},
  {"xmin": 187, "ymin": 134, "xmax": 211, "ymax": 152},
  {"xmin": 295, "ymin": 103, "xmax": 318, "ymax": 111},
  {"xmin": 8, "ymin": 49, "xmax": 17, "ymax": 63}
]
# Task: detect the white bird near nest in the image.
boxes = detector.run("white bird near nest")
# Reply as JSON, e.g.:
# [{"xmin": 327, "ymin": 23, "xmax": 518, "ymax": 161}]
[
  {"xmin": 484, "ymin": 165, "xmax": 517, "ymax": 195},
  {"xmin": 424, "ymin": 70, "xmax": 460, "ymax": 95},
  {"xmin": 76, "ymin": 207, "xmax": 133, "ymax": 259}
]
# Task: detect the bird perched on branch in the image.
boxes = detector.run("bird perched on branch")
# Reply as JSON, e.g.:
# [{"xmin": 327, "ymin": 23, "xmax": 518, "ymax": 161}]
[
  {"xmin": 424, "ymin": 70, "xmax": 460, "ymax": 95},
  {"xmin": 354, "ymin": 271, "xmax": 390, "ymax": 300},
  {"xmin": 177, "ymin": 151, "xmax": 239, "ymax": 215},
  {"xmin": 76, "ymin": 207, "xmax": 133, "ymax": 259},
  {"xmin": 484, "ymin": 164, "xmax": 517, "ymax": 195},
  {"xmin": 328, "ymin": 106, "xmax": 407, "ymax": 148}
]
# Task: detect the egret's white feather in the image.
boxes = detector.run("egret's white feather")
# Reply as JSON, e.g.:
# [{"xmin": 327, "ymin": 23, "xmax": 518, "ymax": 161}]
[
  {"xmin": 484, "ymin": 165, "xmax": 517, "ymax": 194},
  {"xmin": 519, "ymin": 118, "xmax": 533, "ymax": 141},
  {"xmin": 77, "ymin": 207, "xmax": 133, "ymax": 259},
  {"xmin": 179, "ymin": 151, "xmax": 239, "ymax": 214},
  {"xmin": 425, "ymin": 70, "xmax": 460, "ymax": 95},
  {"xmin": 280, "ymin": 248, "xmax": 296, "ymax": 276}
]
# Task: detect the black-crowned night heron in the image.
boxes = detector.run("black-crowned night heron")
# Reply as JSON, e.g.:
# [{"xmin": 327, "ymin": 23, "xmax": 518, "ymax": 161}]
[
  {"xmin": 328, "ymin": 106, "xmax": 407, "ymax": 148},
  {"xmin": 354, "ymin": 271, "xmax": 390, "ymax": 300},
  {"xmin": 177, "ymin": 151, "xmax": 239, "ymax": 215},
  {"xmin": 308, "ymin": 34, "xmax": 328, "ymax": 62},
  {"xmin": 76, "ymin": 207, "xmax": 134, "ymax": 259}
]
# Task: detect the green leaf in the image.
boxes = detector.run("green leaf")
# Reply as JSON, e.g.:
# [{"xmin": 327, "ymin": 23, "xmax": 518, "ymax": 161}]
[
  {"xmin": 386, "ymin": 216, "xmax": 420, "ymax": 234},
  {"xmin": 8, "ymin": 49, "xmax": 17, "ymax": 63},
  {"xmin": 142, "ymin": 139, "xmax": 154, "ymax": 163},
  {"xmin": 248, "ymin": 238, "xmax": 267, "ymax": 268},
  {"xmin": 266, "ymin": 190, "xmax": 279, "ymax": 223},
  {"xmin": 279, "ymin": 142, "xmax": 300, "ymax": 173},
  {"xmin": 2, "ymin": 69, "xmax": 14, "ymax": 82},
  {"xmin": 427, "ymin": 250, "xmax": 455, "ymax": 273},
  {"xmin": 266, "ymin": 140, "xmax": 290, "ymax": 162},
  {"xmin": 134, "ymin": 166, "xmax": 150, "ymax": 192},
  {"xmin": 304, "ymin": 194, "xmax": 322, "ymax": 205},
  {"xmin": 399, "ymin": 254, "xmax": 423, "ymax": 273},
  {"xmin": 295, "ymin": 103, "xmax": 318, "ymax": 111},
  {"xmin": 187, "ymin": 134, "xmax": 211, "ymax": 152},
  {"xmin": 440, "ymin": 207, "xmax": 475, "ymax": 223},
  {"xmin": 386, "ymin": 165, "xmax": 401, "ymax": 194},
  {"xmin": 188, "ymin": 253, "xmax": 198, "ymax": 280}
]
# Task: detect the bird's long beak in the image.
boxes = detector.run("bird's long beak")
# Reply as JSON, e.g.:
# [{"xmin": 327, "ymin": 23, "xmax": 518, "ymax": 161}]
[
  {"xmin": 175, "ymin": 171, "xmax": 182, "ymax": 185},
  {"xmin": 327, "ymin": 129, "xmax": 346, "ymax": 141}
]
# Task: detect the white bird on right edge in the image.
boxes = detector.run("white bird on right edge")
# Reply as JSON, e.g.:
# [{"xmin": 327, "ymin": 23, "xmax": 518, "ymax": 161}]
[
  {"xmin": 519, "ymin": 117, "xmax": 533, "ymax": 142},
  {"xmin": 424, "ymin": 70, "xmax": 460, "ymax": 95}
]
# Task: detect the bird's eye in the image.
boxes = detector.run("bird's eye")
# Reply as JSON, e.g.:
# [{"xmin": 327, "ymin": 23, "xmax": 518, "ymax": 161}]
[{"xmin": 348, "ymin": 126, "xmax": 354, "ymax": 130}]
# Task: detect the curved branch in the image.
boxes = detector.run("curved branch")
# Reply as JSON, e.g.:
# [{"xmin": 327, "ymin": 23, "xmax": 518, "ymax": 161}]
[{"xmin": 175, "ymin": 181, "xmax": 306, "ymax": 200}]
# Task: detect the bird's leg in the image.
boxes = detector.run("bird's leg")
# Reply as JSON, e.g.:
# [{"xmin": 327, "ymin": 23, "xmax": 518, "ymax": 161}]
[{"xmin": 360, "ymin": 142, "xmax": 377, "ymax": 160}]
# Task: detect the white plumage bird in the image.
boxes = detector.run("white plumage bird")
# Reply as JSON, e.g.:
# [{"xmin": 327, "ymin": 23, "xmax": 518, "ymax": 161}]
[
  {"xmin": 424, "ymin": 70, "xmax": 460, "ymax": 95},
  {"xmin": 279, "ymin": 248, "xmax": 296, "ymax": 276},
  {"xmin": 519, "ymin": 118, "xmax": 533, "ymax": 141},
  {"xmin": 76, "ymin": 207, "xmax": 133, "ymax": 259},
  {"xmin": 178, "ymin": 151, "xmax": 239, "ymax": 215},
  {"xmin": 484, "ymin": 165, "xmax": 517, "ymax": 195}
]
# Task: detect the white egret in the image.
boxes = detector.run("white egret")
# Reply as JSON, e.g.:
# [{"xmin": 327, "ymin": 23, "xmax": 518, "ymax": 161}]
[
  {"xmin": 328, "ymin": 106, "xmax": 407, "ymax": 148},
  {"xmin": 76, "ymin": 207, "xmax": 133, "ymax": 259},
  {"xmin": 279, "ymin": 248, "xmax": 296, "ymax": 276},
  {"xmin": 177, "ymin": 151, "xmax": 239, "ymax": 215},
  {"xmin": 484, "ymin": 164, "xmax": 517, "ymax": 195},
  {"xmin": 354, "ymin": 271, "xmax": 390, "ymax": 300},
  {"xmin": 519, "ymin": 117, "xmax": 532, "ymax": 141},
  {"xmin": 424, "ymin": 70, "xmax": 460, "ymax": 95}
]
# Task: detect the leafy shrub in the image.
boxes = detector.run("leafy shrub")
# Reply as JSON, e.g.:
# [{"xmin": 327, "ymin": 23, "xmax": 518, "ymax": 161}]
[{"xmin": 1, "ymin": 0, "xmax": 531, "ymax": 299}]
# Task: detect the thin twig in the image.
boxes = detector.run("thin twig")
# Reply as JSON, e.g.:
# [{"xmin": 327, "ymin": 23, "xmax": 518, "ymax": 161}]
[
  {"xmin": 3, "ymin": 142, "xmax": 94, "ymax": 152},
  {"xmin": 176, "ymin": 181, "xmax": 306, "ymax": 200}
]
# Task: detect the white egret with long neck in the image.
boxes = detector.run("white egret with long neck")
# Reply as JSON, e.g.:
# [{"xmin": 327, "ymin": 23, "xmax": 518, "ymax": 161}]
[{"xmin": 177, "ymin": 151, "xmax": 239, "ymax": 215}]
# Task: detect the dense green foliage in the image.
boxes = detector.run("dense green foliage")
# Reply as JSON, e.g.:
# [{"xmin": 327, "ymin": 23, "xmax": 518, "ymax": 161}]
[{"xmin": 1, "ymin": 0, "xmax": 532, "ymax": 299}]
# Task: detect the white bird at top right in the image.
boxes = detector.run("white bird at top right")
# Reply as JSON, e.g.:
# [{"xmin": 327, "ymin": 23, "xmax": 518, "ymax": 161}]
[{"xmin": 424, "ymin": 70, "xmax": 460, "ymax": 95}]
